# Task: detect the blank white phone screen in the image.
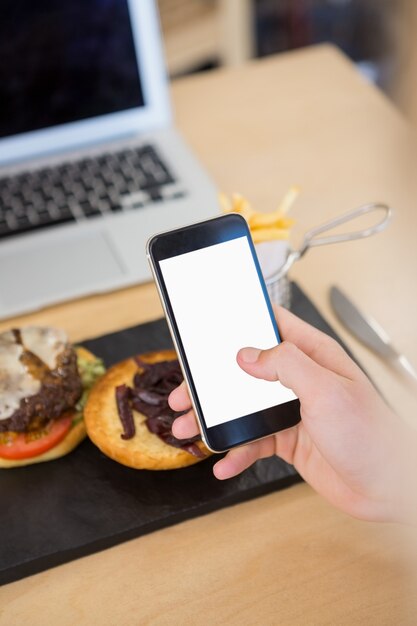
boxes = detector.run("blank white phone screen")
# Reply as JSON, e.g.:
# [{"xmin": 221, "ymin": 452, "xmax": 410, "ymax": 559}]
[{"xmin": 159, "ymin": 236, "xmax": 297, "ymax": 428}]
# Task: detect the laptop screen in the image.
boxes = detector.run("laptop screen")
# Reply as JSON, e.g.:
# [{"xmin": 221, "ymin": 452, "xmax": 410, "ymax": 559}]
[{"xmin": 0, "ymin": 0, "xmax": 144, "ymax": 139}]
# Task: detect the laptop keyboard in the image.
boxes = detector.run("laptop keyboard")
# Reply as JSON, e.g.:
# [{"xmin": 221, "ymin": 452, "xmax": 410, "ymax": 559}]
[{"xmin": 0, "ymin": 144, "xmax": 184, "ymax": 240}]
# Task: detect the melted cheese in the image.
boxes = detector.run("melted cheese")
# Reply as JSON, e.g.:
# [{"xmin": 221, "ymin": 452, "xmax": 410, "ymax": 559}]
[
  {"xmin": 0, "ymin": 331, "xmax": 40, "ymax": 420},
  {"xmin": 21, "ymin": 327, "xmax": 67, "ymax": 370},
  {"xmin": 0, "ymin": 327, "xmax": 68, "ymax": 421}
]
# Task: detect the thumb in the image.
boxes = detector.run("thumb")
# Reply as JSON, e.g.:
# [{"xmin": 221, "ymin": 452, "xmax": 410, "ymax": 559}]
[{"xmin": 237, "ymin": 341, "xmax": 334, "ymax": 403}]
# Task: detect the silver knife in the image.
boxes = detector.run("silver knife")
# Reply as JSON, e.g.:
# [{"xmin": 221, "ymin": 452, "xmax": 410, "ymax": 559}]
[{"xmin": 330, "ymin": 286, "xmax": 417, "ymax": 382}]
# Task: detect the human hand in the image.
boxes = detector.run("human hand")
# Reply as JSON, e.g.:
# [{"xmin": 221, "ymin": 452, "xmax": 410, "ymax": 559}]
[{"xmin": 169, "ymin": 307, "xmax": 417, "ymax": 523}]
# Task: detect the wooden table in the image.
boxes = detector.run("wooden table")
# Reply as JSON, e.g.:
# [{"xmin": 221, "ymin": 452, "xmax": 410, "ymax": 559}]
[{"xmin": 1, "ymin": 45, "xmax": 416, "ymax": 624}]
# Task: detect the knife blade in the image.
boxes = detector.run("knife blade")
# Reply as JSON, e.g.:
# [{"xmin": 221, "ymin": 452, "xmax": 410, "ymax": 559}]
[{"xmin": 330, "ymin": 286, "xmax": 417, "ymax": 382}]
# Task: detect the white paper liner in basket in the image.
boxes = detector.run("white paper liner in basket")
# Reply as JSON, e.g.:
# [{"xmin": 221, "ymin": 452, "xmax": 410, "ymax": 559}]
[{"xmin": 256, "ymin": 240, "xmax": 291, "ymax": 308}]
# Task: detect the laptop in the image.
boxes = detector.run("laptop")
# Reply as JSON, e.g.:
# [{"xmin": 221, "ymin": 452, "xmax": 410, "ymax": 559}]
[{"xmin": 0, "ymin": 0, "xmax": 218, "ymax": 320}]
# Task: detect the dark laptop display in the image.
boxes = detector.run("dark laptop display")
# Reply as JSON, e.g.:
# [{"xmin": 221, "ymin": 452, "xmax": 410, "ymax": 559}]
[{"xmin": 0, "ymin": 0, "xmax": 144, "ymax": 138}]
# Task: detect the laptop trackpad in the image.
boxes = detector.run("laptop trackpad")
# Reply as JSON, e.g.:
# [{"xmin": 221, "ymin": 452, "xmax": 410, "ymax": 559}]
[{"xmin": 0, "ymin": 231, "xmax": 126, "ymax": 312}]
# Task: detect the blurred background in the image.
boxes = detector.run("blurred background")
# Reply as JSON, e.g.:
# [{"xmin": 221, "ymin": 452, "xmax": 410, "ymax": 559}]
[{"xmin": 158, "ymin": 0, "xmax": 417, "ymax": 127}]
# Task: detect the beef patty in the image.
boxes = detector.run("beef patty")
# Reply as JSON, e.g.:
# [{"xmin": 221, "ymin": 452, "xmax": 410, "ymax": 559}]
[{"xmin": 0, "ymin": 344, "xmax": 82, "ymax": 433}]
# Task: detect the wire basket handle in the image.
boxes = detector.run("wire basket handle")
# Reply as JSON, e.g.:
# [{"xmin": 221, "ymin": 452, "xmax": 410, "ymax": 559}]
[
  {"xmin": 297, "ymin": 202, "xmax": 392, "ymax": 259},
  {"xmin": 265, "ymin": 202, "xmax": 393, "ymax": 285}
]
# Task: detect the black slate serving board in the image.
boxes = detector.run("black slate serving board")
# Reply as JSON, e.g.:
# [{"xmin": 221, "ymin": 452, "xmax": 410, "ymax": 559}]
[{"xmin": 0, "ymin": 283, "xmax": 350, "ymax": 586}]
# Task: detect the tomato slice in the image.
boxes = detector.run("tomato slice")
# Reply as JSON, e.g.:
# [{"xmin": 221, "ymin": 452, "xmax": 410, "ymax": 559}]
[{"xmin": 0, "ymin": 415, "xmax": 73, "ymax": 460}]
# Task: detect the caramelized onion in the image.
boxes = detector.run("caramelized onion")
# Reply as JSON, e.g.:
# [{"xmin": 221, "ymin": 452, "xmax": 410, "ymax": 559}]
[
  {"xmin": 132, "ymin": 358, "xmax": 206, "ymax": 458},
  {"xmin": 114, "ymin": 359, "xmax": 205, "ymax": 458},
  {"xmin": 115, "ymin": 384, "xmax": 135, "ymax": 440}
]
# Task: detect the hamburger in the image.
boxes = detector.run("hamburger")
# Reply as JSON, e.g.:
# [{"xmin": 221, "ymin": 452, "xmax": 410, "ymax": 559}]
[
  {"xmin": 0, "ymin": 327, "xmax": 104, "ymax": 468},
  {"xmin": 84, "ymin": 349, "xmax": 210, "ymax": 470}
]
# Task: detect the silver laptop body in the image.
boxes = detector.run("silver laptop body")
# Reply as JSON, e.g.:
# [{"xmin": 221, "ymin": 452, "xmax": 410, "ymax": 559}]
[{"xmin": 0, "ymin": 0, "xmax": 218, "ymax": 319}]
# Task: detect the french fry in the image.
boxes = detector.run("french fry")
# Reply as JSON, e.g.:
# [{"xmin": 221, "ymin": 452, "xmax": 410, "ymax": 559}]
[
  {"xmin": 276, "ymin": 185, "xmax": 300, "ymax": 216},
  {"xmin": 220, "ymin": 188, "xmax": 298, "ymax": 242},
  {"xmin": 251, "ymin": 228, "xmax": 291, "ymax": 243},
  {"xmin": 248, "ymin": 213, "xmax": 296, "ymax": 230},
  {"xmin": 279, "ymin": 217, "xmax": 295, "ymax": 230},
  {"xmin": 248, "ymin": 211, "xmax": 281, "ymax": 228},
  {"xmin": 231, "ymin": 193, "xmax": 255, "ymax": 221}
]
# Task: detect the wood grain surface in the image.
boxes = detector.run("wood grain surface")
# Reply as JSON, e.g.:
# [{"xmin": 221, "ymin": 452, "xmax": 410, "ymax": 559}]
[{"xmin": 1, "ymin": 46, "xmax": 416, "ymax": 624}]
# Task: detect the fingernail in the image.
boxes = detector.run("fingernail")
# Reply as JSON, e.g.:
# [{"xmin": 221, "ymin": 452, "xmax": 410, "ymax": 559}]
[{"xmin": 239, "ymin": 347, "xmax": 261, "ymax": 363}]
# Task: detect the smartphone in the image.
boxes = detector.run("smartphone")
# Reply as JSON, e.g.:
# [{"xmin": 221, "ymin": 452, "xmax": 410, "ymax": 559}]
[{"xmin": 147, "ymin": 213, "xmax": 301, "ymax": 452}]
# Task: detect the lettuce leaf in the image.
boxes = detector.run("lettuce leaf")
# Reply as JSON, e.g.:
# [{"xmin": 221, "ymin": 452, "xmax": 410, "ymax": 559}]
[{"xmin": 73, "ymin": 354, "xmax": 106, "ymax": 420}]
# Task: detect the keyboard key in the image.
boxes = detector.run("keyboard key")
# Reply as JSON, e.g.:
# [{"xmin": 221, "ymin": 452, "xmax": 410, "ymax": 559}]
[
  {"xmin": 51, "ymin": 187, "xmax": 65, "ymax": 203},
  {"xmin": 37, "ymin": 209, "xmax": 54, "ymax": 224},
  {"xmin": 27, "ymin": 208, "xmax": 40, "ymax": 224},
  {"xmin": 10, "ymin": 197, "xmax": 25, "ymax": 215},
  {"xmin": 98, "ymin": 199, "xmax": 111, "ymax": 212},
  {"xmin": 148, "ymin": 189, "xmax": 163, "ymax": 202},
  {"xmin": 15, "ymin": 214, "xmax": 33, "ymax": 229},
  {"xmin": 31, "ymin": 191, "xmax": 44, "ymax": 208},
  {"xmin": 5, "ymin": 211, "xmax": 17, "ymax": 229},
  {"xmin": 79, "ymin": 201, "xmax": 101, "ymax": 218},
  {"xmin": 57, "ymin": 206, "xmax": 76, "ymax": 220}
]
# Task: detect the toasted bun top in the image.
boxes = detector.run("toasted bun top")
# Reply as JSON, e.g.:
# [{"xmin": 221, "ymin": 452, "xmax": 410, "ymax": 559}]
[{"xmin": 84, "ymin": 350, "xmax": 209, "ymax": 470}]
